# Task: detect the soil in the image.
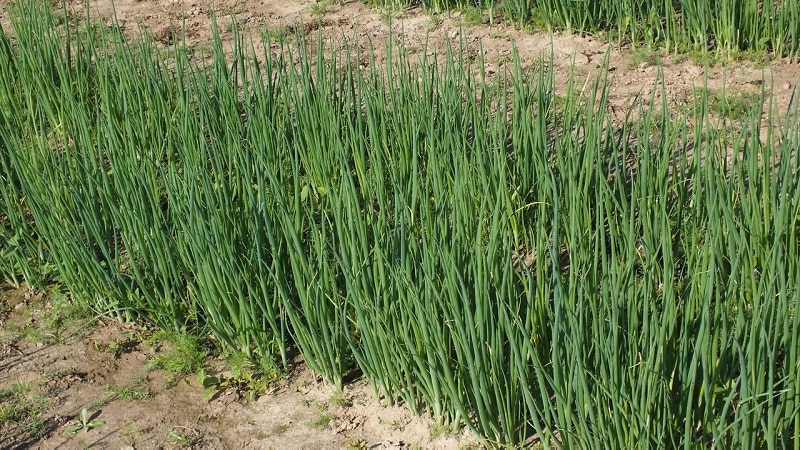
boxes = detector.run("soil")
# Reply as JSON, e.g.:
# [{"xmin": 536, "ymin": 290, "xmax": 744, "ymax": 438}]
[
  {"xmin": 1, "ymin": 0, "xmax": 799, "ymax": 448},
  {"xmin": 1, "ymin": 284, "xmax": 475, "ymax": 449}
]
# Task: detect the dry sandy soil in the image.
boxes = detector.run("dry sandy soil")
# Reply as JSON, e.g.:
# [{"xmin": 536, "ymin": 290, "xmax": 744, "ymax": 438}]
[
  {"xmin": 1, "ymin": 0, "xmax": 799, "ymax": 448},
  {"xmin": 1, "ymin": 284, "xmax": 476, "ymax": 449}
]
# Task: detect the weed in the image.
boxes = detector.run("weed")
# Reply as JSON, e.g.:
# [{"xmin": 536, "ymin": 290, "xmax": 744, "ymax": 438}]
[
  {"xmin": 63, "ymin": 408, "xmax": 105, "ymax": 436},
  {"xmin": 191, "ymin": 41, "xmax": 214, "ymax": 59},
  {"xmin": 194, "ymin": 351, "xmax": 282, "ymax": 402},
  {"xmin": 0, "ymin": 382, "xmax": 32, "ymax": 399},
  {"xmin": 89, "ymin": 398, "xmax": 109, "ymax": 411},
  {"xmin": 427, "ymin": 13, "xmax": 441, "ymax": 31},
  {"xmin": 347, "ymin": 438, "xmax": 367, "ymax": 449},
  {"xmin": 145, "ymin": 331, "xmax": 208, "ymax": 375},
  {"xmin": 13, "ymin": 289, "xmax": 96, "ymax": 344},
  {"xmin": 329, "ymin": 390, "xmax": 351, "ymax": 408},
  {"xmin": 694, "ymin": 87, "xmax": 762, "ymax": 121},
  {"xmin": 0, "ymin": 382, "xmax": 47, "ymax": 441},
  {"xmin": 456, "ymin": 6, "xmax": 485, "ymax": 25},
  {"xmin": 105, "ymin": 377, "xmax": 153, "ymax": 401},
  {"xmin": 689, "ymin": 49, "xmax": 718, "ymax": 66},
  {"xmin": 43, "ymin": 368, "xmax": 71, "ymax": 380},
  {"xmin": 94, "ymin": 339, "xmax": 122, "ymax": 357},
  {"xmin": 310, "ymin": 0, "xmax": 328, "ymax": 16},
  {"xmin": 625, "ymin": 47, "xmax": 665, "ymax": 70},
  {"xmin": 310, "ymin": 412, "xmax": 335, "ymax": 429},
  {"xmin": 165, "ymin": 426, "xmax": 198, "ymax": 447},
  {"xmin": 386, "ymin": 418, "xmax": 406, "ymax": 432},
  {"xmin": 430, "ymin": 420, "xmax": 458, "ymax": 439},
  {"xmin": 379, "ymin": 3, "xmax": 403, "ymax": 24},
  {"xmin": 165, "ymin": 427, "xmax": 190, "ymax": 446},
  {"xmin": 260, "ymin": 27, "xmax": 290, "ymax": 45},
  {"xmin": 121, "ymin": 424, "xmax": 139, "ymax": 447}
]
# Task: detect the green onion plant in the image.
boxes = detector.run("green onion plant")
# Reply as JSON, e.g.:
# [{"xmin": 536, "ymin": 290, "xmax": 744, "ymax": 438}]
[{"xmin": 1, "ymin": 2, "xmax": 798, "ymax": 446}]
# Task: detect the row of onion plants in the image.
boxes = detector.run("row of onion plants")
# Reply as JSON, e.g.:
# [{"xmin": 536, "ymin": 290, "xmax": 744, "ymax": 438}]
[
  {"xmin": 1, "ymin": 3, "xmax": 798, "ymax": 446},
  {"xmin": 368, "ymin": 0, "xmax": 800, "ymax": 58}
]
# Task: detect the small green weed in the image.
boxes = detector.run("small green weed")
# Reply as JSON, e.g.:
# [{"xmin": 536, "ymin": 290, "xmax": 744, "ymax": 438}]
[
  {"xmin": 43, "ymin": 368, "xmax": 72, "ymax": 380},
  {"xmin": 0, "ymin": 382, "xmax": 47, "ymax": 442},
  {"xmin": 310, "ymin": 412, "xmax": 335, "ymax": 429},
  {"xmin": 310, "ymin": 0, "xmax": 328, "ymax": 16},
  {"xmin": 93, "ymin": 333, "xmax": 140, "ymax": 359},
  {"xmin": 689, "ymin": 49, "xmax": 718, "ymax": 66},
  {"xmin": 42, "ymin": 290, "xmax": 94, "ymax": 342},
  {"xmin": 4, "ymin": 289, "xmax": 95, "ymax": 345},
  {"xmin": 459, "ymin": 6, "xmax": 485, "ymax": 25},
  {"xmin": 145, "ymin": 331, "xmax": 208, "ymax": 375},
  {"xmin": 166, "ymin": 428, "xmax": 189, "ymax": 446},
  {"xmin": 625, "ymin": 47, "xmax": 665, "ymax": 70},
  {"xmin": 94, "ymin": 339, "xmax": 122, "ymax": 358},
  {"xmin": 105, "ymin": 376, "xmax": 152, "ymax": 401},
  {"xmin": 347, "ymin": 438, "xmax": 367, "ymax": 449},
  {"xmin": 165, "ymin": 426, "xmax": 198, "ymax": 447},
  {"xmin": 429, "ymin": 418, "xmax": 463, "ymax": 439},
  {"xmin": 329, "ymin": 390, "xmax": 351, "ymax": 407},
  {"xmin": 63, "ymin": 407, "xmax": 105, "ymax": 436},
  {"xmin": 260, "ymin": 27, "xmax": 290, "ymax": 45},
  {"xmin": 120, "ymin": 424, "xmax": 139, "ymax": 447},
  {"xmin": 88, "ymin": 398, "xmax": 109, "ymax": 411},
  {"xmin": 196, "ymin": 351, "xmax": 282, "ymax": 402},
  {"xmin": 694, "ymin": 87, "xmax": 762, "ymax": 121}
]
